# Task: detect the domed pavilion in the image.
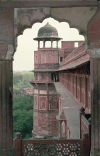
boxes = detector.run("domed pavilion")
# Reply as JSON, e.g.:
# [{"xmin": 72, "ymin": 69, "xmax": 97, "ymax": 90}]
[{"xmin": 34, "ymin": 22, "xmax": 62, "ymax": 49}]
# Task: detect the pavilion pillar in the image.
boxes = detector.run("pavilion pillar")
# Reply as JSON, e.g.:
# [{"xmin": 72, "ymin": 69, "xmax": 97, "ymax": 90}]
[
  {"xmin": 0, "ymin": 60, "xmax": 14, "ymax": 156},
  {"xmin": 51, "ymin": 40, "xmax": 53, "ymax": 48},
  {"xmin": 87, "ymin": 49, "xmax": 100, "ymax": 156},
  {"xmin": 56, "ymin": 41, "xmax": 58, "ymax": 48},
  {"xmin": 43, "ymin": 40, "xmax": 45, "ymax": 48},
  {"xmin": 38, "ymin": 41, "xmax": 40, "ymax": 49}
]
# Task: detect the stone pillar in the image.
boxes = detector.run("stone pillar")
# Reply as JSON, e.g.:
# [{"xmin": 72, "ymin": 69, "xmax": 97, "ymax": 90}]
[
  {"xmin": 51, "ymin": 40, "xmax": 53, "ymax": 48},
  {"xmin": 65, "ymin": 121, "xmax": 67, "ymax": 139},
  {"xmin": 0, "ymin": 60, "xmax": 14, "ymax": 156},
  {"xmin": 14, "ymin": 132, "xmax": 21, "ymax": 156},
  {"xmin": 38, "ymin": 41, "xmax": 40, "ymax": 49},
  {"xmin": 56, "ymin": 41, "xmax": 58, "ymax": 48},
  {"xmin": 88, "ymin": 49, "xmax": 100, "ymax": 156},
  {"xmin": 43, "ymin": 40, "xmax": 45, "ymax": 48},
  {"xmin": 59, "ymin": 121, "xmax": 62, "ymax": 139},
  {"xmin": 79, "ymin": 107, "xmax": 85, "ymax": 139},
  {"xmin": 82, "ymin": 132, "xmax": 90, "ymax": 156},
  {"xmin": 0, "ymin": 8, "xmax": 14, "ymax": 155}
]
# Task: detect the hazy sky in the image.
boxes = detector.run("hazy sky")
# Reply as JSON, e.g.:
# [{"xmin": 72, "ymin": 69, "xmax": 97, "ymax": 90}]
[{"xmin": 13, "ymin": 17, "xmax": 84, "ymax": 71}]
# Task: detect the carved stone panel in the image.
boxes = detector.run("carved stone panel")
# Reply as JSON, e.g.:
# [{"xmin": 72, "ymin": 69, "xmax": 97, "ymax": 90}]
[
  {"xmin": 37, "ymin": 73, "xmax": 42, "ymax": 81},
  {"xmin": 40, "ymin": 90, "xmax": 47, "ymax": 94},
  {"xmin": 49, "ymin": 95, "xmax": 58, "ymax": 110},
  {"xmin": 39, "ymin": 96, "xmax": 47, "ymax": 110},
  {"xmin": 34, "ymin": 95, "xmax": 38, "ymax": 109}
]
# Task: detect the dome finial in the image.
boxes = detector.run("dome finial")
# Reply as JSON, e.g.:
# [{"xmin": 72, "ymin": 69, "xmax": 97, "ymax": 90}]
[{"xmin": 45, "ymin": 22, "xmax": 50, "ymax": 27}]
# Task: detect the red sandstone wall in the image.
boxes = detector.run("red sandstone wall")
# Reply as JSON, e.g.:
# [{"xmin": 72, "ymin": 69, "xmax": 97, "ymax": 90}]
[
  {"xmin": 61, "ymin": 41, "xmax": 84, "ymax": 49},
  {"xmin": 61, "ymin": 41, "xmax": 84, "ymax": 58},
  {"xmin": 59, "ymin": 70, "xmax": 91, "ymax": 113},
  {"xmin": 34, "ymin": 49, "xmax": 59, "ymax": 69}
]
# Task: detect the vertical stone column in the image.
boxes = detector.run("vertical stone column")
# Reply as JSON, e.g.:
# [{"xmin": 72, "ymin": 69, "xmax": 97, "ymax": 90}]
[
  {"xmin": 0, "ymin": 60, "xmax": 14, "ymax": 156},
  {"xmin": 88, "ymin": 49, "xmax": 100, "ymax": 156},
  {"xmin": 43, "ymin": 40, "xmax": 45, "ymax": 48},
  {"xmin": 65, "ymin": 121, "xmax": 67, "ymax": 139},
  {"xmin": 59, "ymin": 121, "xmax": 62, "ymax": 139},
  {"xmin": 38, "ymin": 41, "xmax": 40, "ymax": 49},
  {"xmin": 87, "ymin": 6, "xmax": 100, "ymax": 155},
  {"xmin": 79, "ymin": 107, "xmax": 85, "ymax": 139},
  {"xmin": 0, "ymin": 8, "xmax": 14, "ymax": 156},
  {"xmin": 84, "ymin": 77, "xmax": 87, "ymax": 109},
  {"xmin": 56, "ymin": 41, "xmax": 58, "ymax": 48},
  {"xmin": 51, "ymin": 40, "xmax": 53, "ymax": 48}
]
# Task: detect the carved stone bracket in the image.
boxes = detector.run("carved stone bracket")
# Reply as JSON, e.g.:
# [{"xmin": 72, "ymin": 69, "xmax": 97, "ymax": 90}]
[{"xmin": 87, "ymin": 48, "xmax": 100, "ymax": 59}]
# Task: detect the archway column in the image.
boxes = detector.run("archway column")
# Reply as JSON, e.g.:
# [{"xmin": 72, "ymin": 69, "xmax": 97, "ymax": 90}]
[
  {"xmin": 0, "ymin": 60, "xmax": 14, "ymax": 156},
  {"xmin": 88, "ymin": 49, "xmax": 100, "ymax": 156},
  {"xmin": 0, "ymin": 8, "xmax": 14, "ymax": 156}
]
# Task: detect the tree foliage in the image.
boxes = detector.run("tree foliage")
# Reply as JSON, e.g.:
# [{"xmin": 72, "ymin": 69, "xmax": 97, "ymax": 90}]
[
  {"xmin": 13, "ymin": 95, "xmax": 33, "ymax": 139},
  {"xmin": 13, "ymin": 72, "xmax": 34, "ymax": 91}
]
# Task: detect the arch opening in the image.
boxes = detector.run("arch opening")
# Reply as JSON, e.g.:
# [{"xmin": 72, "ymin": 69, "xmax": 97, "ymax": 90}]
[{"xmin": 13, "ymin": 17, "xmax": 85, "ymax": 72}]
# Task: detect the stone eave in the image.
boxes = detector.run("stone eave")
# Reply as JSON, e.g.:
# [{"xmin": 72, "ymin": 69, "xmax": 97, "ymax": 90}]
[
  {"xmin": 34, "ymin": 36, "xmax": 62, "ymax": 41},
  {"xmin": 58, "ymin": 58, "xmax": 90, "ymax": 71},
  {"xmin": 31, "ymin": 69, "xmax": 58, "ymax": 72}
]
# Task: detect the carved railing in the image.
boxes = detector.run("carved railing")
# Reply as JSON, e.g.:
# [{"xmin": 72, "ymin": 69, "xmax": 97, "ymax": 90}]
[
  {"xmin": 13, "ymin": 132, "xmax": 90, "ymax": 156},
  {"xmin": 59, "ymin": 43, "xmax": 87, "ymax": 68}
]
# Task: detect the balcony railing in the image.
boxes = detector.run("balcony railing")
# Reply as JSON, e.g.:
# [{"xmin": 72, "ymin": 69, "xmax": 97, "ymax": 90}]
[
  {"xmin": 13, "ymin": 131, "xmax": 90, "ymax": 156},
  {"xmin": 59, "ymin": 43, "xmax": 87, "ymax": 68}
]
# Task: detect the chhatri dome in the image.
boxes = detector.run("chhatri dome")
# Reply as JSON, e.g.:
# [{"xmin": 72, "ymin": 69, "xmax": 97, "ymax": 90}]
[{"xmin": 34, "ymin": 22, "xmax": 62, "ymax": 41}]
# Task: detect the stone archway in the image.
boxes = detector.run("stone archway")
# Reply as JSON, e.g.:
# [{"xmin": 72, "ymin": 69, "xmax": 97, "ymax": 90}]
[
  {"xmin": 14, "ymin": 7, "xmax": 97, "ymax": 53},
  {"xmin": 0, "ymin": 6, "xmax": 99, "ymax": 156}
]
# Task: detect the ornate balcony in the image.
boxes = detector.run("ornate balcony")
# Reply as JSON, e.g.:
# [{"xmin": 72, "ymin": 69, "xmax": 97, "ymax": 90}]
[{"xmin": 13, "ymin": 132, "xmax": 90, "ymax": 156}]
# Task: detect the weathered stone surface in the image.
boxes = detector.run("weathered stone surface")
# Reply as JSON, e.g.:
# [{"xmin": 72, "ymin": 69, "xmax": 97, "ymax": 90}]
[
  {"xmin": 51, "ymin": 7, "xmax": 97, "ymax": 36},
  {"xmin": 0, "ymin": 8, "xmax": 14, "ymax": 44},
  {"xmin": 14, "ymin": 7, "xmax": 50, "ymax": 36},
  {"xmin": 87, "ymin": 7, "xmax": 100, "ymax": 49}
]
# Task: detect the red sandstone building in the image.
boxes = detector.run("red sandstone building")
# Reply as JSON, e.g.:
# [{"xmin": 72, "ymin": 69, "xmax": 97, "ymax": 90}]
[
  {"xmin": 1, "ymin": 2, "xmax": 100, "ymax": 156},
  {"xmin": 30, "ymin": 23, "xmax": 91, "ymax": 141}
]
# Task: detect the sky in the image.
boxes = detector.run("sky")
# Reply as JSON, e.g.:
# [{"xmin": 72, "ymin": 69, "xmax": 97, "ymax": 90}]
[{"xmin": 13, "ymin": 17, "xmax": 85, "ymax": 71}]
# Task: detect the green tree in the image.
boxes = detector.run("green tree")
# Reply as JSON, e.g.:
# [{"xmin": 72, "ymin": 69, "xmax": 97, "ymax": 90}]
[
  {"xmin": 13, "ymin": 95, "xmax": 33, "ymax": 139},
  {"xmin": 13, "ymin": 72, "xmax": 34, "ymax": 91}
]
